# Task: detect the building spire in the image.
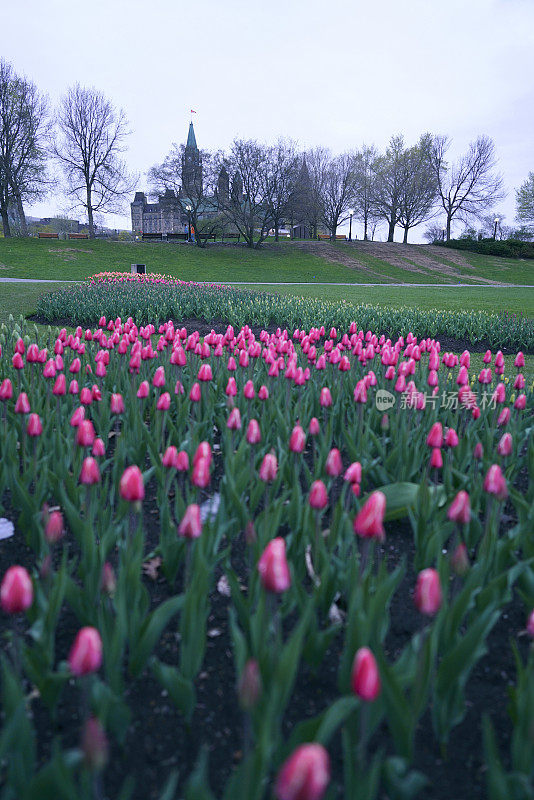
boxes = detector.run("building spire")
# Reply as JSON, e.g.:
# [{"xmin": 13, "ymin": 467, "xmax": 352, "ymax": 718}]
[{"xmin": 186, "ymin": 121, "xmax": 198, "ymax": 150}]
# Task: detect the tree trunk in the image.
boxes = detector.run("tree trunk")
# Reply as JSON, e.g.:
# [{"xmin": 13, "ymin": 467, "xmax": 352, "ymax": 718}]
[
  {"xmin": 275, "ymin": 221, "xmax": 279, "ymax": 242},
  {"xmin": 14, "ymin": 193, "xmax": 27, "ymax": 236},
  {"xmin": 330, "ymin": 219, "xmax": 337, "ymax": 240},
  {"xmin": 363, "ymin": 215, "xmax": 368, "ymax": 241},
  {"xmin": 446, "ymin": 215, "xmax": 452, "ymax": 241},
  {"xmin": 403, "ymin": 226, "xmax": 409, "ymax": 244},
  {"xmin": 387, "ymin": 218, "xmax": 396, "ymax": 242},
  {"xmin": 87, "ymin": 188, "xmax": 95, "ymax": 238},
  {"xmin": 0, "ymin": 204, "xmax": 11, "ymax": 237}
]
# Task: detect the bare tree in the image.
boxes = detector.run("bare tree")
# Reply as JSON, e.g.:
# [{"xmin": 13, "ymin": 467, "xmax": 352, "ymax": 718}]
[
  {"xmin": 0, "ymin": 60, "xmax": 50, "ymax": 237},
  {"xmin": 516, "ymin": 172, "xmax": 534, "ymax": 225},
  {"xmin": 301, "ymin": 146, "xmax": 330, "ymax": 238},
  {"xmin": 397, "ymin": 134, "xmax": 438, "ymax": 243},
  {"xmin": 352, "ymin": 144, "xmax": 380, "ymax": 241},
  {"xmin": 428, "ymin": 134, "xmax": 505, "ymax": 241},
  {"xmin": 263, "ymin": 138, "xmax": 299, "ymax": 241},
  {"xmin": 319, "ymin": 151, "xmax": 356, "ymax": 239},
  {"xmin": 478, "ymin": 212, "xmax": 507, "ymax": 239},
  {"xmin": 53, "ymin": 85, "xmax": 136, "ymax": 238},
  {"xmin": 216, "ymin": 139, "xmax": 273, "ymax": 249},
  {"xmin": 423, "ymin": 223, "xmax": 446, "ymax": 243},
  {"xmin": 369, "ymin": 135, "xmax": 406, "ymax": 242}
]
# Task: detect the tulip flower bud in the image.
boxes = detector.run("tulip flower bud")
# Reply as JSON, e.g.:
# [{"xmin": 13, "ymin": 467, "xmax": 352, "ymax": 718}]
[
  {"xmin": 0, "ymin": 378, "xmax": 13, "ymax": 401},
  {"xmin": 344, "ymin": 462, "xmax": 362, "ymax": 484},
  {"xmin": 246, "ymin": 419, "xmax": 261, "ymax": 445},
  {"xmin": 110, "ymin": 393, "xmax": 125, "ymax": 414},
  {"xmin": 381, "ymin": 413, "xmax": 389, "ymax": 431},
  {"xmin": 526, "ymin": 609, "xmax": 534, "ymax": 638},
  {"xmin": 245, "ymin": 520, "xmax": 257, "ymax": 545},
  {"xmin": 81, "ymin": 717, "xmax": 108, "ymax": 772},
  {"xmin": 178, "ymin": 504, "xmax": 202, "ymax": 539},
  {"xmin": 325, "ymin": 448, "xmax": 342, "ymax": 477},
  {"xmin": 152, "ymin": 366, "xmax": 165, "ymax": 387},
  {"xmin": 309, "ymin": 480, "xmax": 328, "ymax": 510},
  {"xmin": 289, "ymin": 425, "xmax": 306, "ymax": 453},
  {"xmin": 275, "ymin": 743, "xmax": 330, "ymax": 800},
  {"xmin": 26, "ymin": 413, "xmax": 43, "ymax": 437},
  {"xmin": 45, "ymin": 510, "xmax": 64, "ymax": 544},
  {"xmin": 68, "ymin": 626, "xmax": 102, "ymax": 676},
  {"xmin": 79, "ymin": 456, "xmax": 101, "ymax": 485},
  {"xmin": 497, "ymin": 433, "xmax": 512, "ymax": 457},
  {"xmin": 92, "ymin": 437, "xmax": 105, "ymax": 457},
  {"xmin": 444, "ymin": 428, "xmax": 459, "ymax": 448},
  {"xmin": 473, "ymin": 442, "xmax": 483, "ymax": 460},
  {"xmin": 175, "ymin": 450, "xmax": 190, "ymax": 471},
  {"xmin": 227, "ymin": 407, "xmax": 242, "ymax": 430},
  {"xmin": 259, "ymin": 452, "xmax": 278, "ymax": 483},
  {"xmin": 76, "ymin": 419, "xmax": 96, "ymax": 448},
  {"xmin": 414, "ymin": 568, "xmax": 442, "ymax": 616},
  {"xmin": 351, "ymin": 647, "xmax": 381, "ymax": 701},
  {"xmin": 319, "ymin": 387, "xmax": 332, "ymax": 407},
  {"xmin": 430, "ymin": 447, "xmax": 443, "ymax": 469},
  {"xmin": 483, "ymin": 464, "xmax": 508, "ymax": 500},
  {"xmin": 14, "ymin": 392, "xmax": 31, "ymax": 414},
  {"xmin": 191, "ymin": 456, "xmax": 210, "ymax": 488},
  {"xmin": 426, "ymin": 422, "xmax": 443, "ymax": 448},
  {"xmin": 258, "ymin": 537, "xmax": 291, "ymax": 593},
  {"xmin": 514, "ymin": 394, "xmax": 526, "ymax": 410},
  {"xmin": 308, "ymin": 417, "xmax": 320, "ymax": 436},
  {"xmin": 243, "ymin": 380, "xmax": 255, "ymax": 399},
  {"xmin": 497, "ymin": 407, "xmax": 510, "ymax": 427},
  {"xmin": 100, "ymin": 562, "xmax": 116, "ymax": 596},
  {"xmin": 156, "ymin": 392, "xmax": 171, "ymax": 411},
  {"xmin": 119, "ymin": 465, "xmax": 145, "ymax": 502},
  {"xmin": 238, "ymin": 659, "xmax": 261, "ymax": 710},
  {"xmin": 258, "ymin": 384, "xmax": 269, "ymax": 400},
  {"xmin": 451, "ymin": 543, "xmax": 470, "ymax": 576},
  {"xmin": 447, "ymin": 491, "xmax": 470, "ymax": 525},
  {"xmin": 1, "ymin": 566, "xmax": 33, "ymax": 614},
  {"xmin": 162, "ymin": 446, "xmax": 178, "ymax": 468},
  {"xmin": 189, "ymin": 382, "xmax": 201, "ymax": 402},
  {"xmin": 353, "ymin": 490, "xmax": 386, "ymax": 541}
]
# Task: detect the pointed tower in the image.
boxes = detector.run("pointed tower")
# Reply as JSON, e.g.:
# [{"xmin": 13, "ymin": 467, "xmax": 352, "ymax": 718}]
[
  {"xmin": 181, "ymin": 122, "xmax": 203, "ymax": 198},
  {"xmin": 217, "ymin": 166, "xmax": 230, "ymax": 202}
]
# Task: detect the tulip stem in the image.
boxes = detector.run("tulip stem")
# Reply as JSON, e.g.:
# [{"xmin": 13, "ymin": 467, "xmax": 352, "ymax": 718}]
[{"xmin": 357, "ymin": 702, "xmax": 369, "ymax": 770}]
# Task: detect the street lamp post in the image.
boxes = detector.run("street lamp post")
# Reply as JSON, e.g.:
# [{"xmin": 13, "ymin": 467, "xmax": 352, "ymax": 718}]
[
  {"xmin": 493, "ymin": 217, "xmax": 500, "ymax": 240},
  {"xmin": 349, "ymin": 211, "xmax": 353, "ymax": 242},
  {"xmin": 186, "ymin": 205, "xmax": 192, "ymax": 241}
]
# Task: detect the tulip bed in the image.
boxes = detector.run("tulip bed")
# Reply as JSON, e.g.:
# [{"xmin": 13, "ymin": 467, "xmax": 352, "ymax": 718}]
[
  {"xmin": 0, "ymin": 311, "xmax": 533, "ymax": 800},
  {"xmin": 34, "ymin": 272, "xmax": 534, "ymax": 351}
]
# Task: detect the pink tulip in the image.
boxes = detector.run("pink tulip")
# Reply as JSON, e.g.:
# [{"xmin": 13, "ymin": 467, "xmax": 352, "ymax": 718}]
[
  {"xmin": 119, "ymin": 465, "xmax": 145, "ymax": 502},
  {"xmin": 189, "ymin": 382, "xmax": 201, "ymax": 402},
  {"xmin": 444, "ymin": 428, "xmax": 459, "ymax": 448},
  {"xmin": 175, "ymin": 450, "xmax": 190, "ymax": 471},
  {"xmin": 0, "ymin": 378, "xmax": 13, "ymax": 401},
  {"xmin": 259, "ymin": 453, "xmax": 278, "ymax": 483},
  {"xmin": 319, "ymin": 387, "xmax": 332, "ymax": 407},
  {"xmin": 258, "ymin": 385, "xmax": 269, "ymax": 400},
  {"xmin": 514, "ymin": 352, "xmax": 525, "ymax": 369},
  {"xmin": 68, "ymin": 627, "xmax": 102, "ymax": 676},
  {"xmin": 497, "ymin": 407, "xmax": 510, "ymax": 427},
  {"xmin": 226, "ymin": 377, "xmax": 237, "ymax": 396},
  {"xmin": 497, "ymin": 433, "xmax": 512, "ymax": 457},
  {"xmin": 45, "ymin": 510, "xmax": 64, "ymax": 544},
  {"xmin": 137, "ymin": 380, "xmax": 149, "ymax": 399},
  {"xmin": 162, "ymin": 446, "xmax": 178, "ymax": 468},
  {"xmin": 414, "ymin": 568, "xmax": 442, "ymax": 616},
  {"xmin": 514, "ymin": 394, "xmax": 526, "ymax": 410},
  {"xmin": 244, "ymin": 380, "xmax": 255, "ymax": 399},
  {"xmin": 76, "ymin": 420, "xmax": 96, "ymax": 448},
  {"xmin": 426, "ymin": 422, "xmax": 443, "ymax": 448},
  {"xmin": 156, "ymin": 392, "xmax": 171, "ymax": 411},
  {"xmin": 92, "ymin": 437, "xmax": 105, "ymax": 457},
  {"xmin": 198, "ymin": 363, "xmax": 213, "ymax": 382},
  {"xmin": 289, "ymin": 425, "xmax": 306, "ymax": 453},
  {"xmin": 227, "ymin": 408, "xmax": 242, "ymax": 430},
  {"xmin": 430, "ymin": 448, "xmax": 443, "ymax": 469},
  {"xmin": 246, "ymin": 419, "xmax": 261, "ymax": 444},
  {"xmin": 178, "ymin": 504, "xmax": 202, "ymax": 539},
  {"xmin": 1, "ymin": 566, "xmax": 33, "ymax": 614},
  {"xmin": 451, "ymin": 543, "xmax": 470, "ymax": 576},
  {"xmin": 351, "ymin": 647, "xmax": 381, "ymax": 701},
  {"xmin": 191, "ymin": 456, "xmax": 210, "ymax": 488},
  {"xmin": 193, "ymin": 442, "xmax": 211, "ymax": 467},
  {"xmin": 153, "ymin": 366, "xmax": 165, "ymax": 387},
  {"xmin": 309, "ymin": 480, "xmax": 328, "ymax": 510},
  {"xmin": 353, "ymin": 490, "xmax": 386, "ymax": 541},
  {"xmin": 101, "ymin": 562, "xmax": 116, "ymax": 596},
  {"xmin": 12, "ymin": 352, "xmax": 24, "ymax": 370},
  {"xmin": 258, "ymin": 537, "xmax": 291, "ymax": 593},
  {"xmin": 110, "ymin": 393, "xmax": 125, "ymax": 414},
  {"xmin": 483, "ymin": 464, "xmax": 508, "ymax": 500},
  {"xmin": 275, "ymin": 743, "xmax": 330, "ymax": 800},
  {"xmin": 308, "ymin": 417, "xmax": 320, "ymax": 436},
  {"xmin": 344, "ymin": 462, "xmax": 362, "ymax": 484},
  {"xmin": 79, "ymin": 457, "xmax": 101, "ymax": 485},
  {"xmin": 14, "ymin": 392, "xmax": 30, "ymax": 414},
  {"xmin": 447, "ymin": 490, "xmax": 470, "ymax": 525},
  {"xmin": 26, "ymin": 413, "xmax": 43, "ymax": 437},
  {"xmin": 81, "ymin": 716, "xmax": 109, "ymax": 772},
  {"xmin": 325, "ymin": 448, "xmax": 342, "ymax": 477},
  {"xmin": 473, "ymin": 442, "xmax": 484, "ymax": 460}
]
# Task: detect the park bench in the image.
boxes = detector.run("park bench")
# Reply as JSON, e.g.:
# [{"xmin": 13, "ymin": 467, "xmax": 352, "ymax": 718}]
[
  {"xmin": 223, "ymin": 233, "xmax": 240, "ymax": 240},
  {"xmin": 37, "ymin": 232, "xmax": 59, "ymax": 239},
  {"xmin": 67, "ymin": 233, "xmax": 89, "ymax": 239},
  {"xmin": 317, "ymin": 233, "xmax": 346, "ymax": 241},
  {"xmin": 142, "ymin": 233, "xmax": 163, "ymax": 241},
  {"xmin": 198, "ymin": 233, "xmax": 216, "ymax": 241},
  {"xmin": 167, "ymin": 232, "xmax": 188, "ymax": 241}
]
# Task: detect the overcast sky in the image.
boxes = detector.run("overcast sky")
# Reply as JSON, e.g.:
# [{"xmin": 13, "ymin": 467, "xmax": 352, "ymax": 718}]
[{"xmin": 2, "ymin": 0, "xmax": 533, "ymax": 241}]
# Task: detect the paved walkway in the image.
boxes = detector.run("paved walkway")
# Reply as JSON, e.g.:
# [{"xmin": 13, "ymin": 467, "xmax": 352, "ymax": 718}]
[{"xmin": 1, "ymin": 278, "xmax": 534, "ymax": 288}]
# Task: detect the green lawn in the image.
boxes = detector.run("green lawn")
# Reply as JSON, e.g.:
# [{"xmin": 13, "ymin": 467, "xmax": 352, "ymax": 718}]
[
  {"xmin": 0, "ymin": 282, "xmax": 65, "ymax": 326},
  {"xmin": 1, "ymin": 237, "xmax": 533, "ymax": 288}
]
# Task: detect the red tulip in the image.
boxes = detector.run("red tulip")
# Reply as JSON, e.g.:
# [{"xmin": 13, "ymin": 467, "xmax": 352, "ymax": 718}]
[
  {"xmin": 92, "ymin": 437, "xmax": 105, "ymax": 457},
  {"xmin": 447, "ymin": 490, "xmax": 470, "ymax": 525},
  {"xmin": 414, "ymin": 568, "xmax": 442, "ymax": 616},
  {"xmin": 193, "ymin": 442, "xmax": 211, "ymax": 467},
  {"xmin": 137, "ymin": 380, "xmax": 149, "ymax": 399},
  {"xmin": 289, "ymin": 425, "xmax": 306, "ymax": 453},
  {"xmin": 258, "ymin": 537, "xmax": 291, "ymax": 593},
  {"xmin": 244, "ymin": 380, "xmax": 255, "ymax": 399},
  {"xmin": 14, "ymin": 392, "xmax": 30, "ymax": 414},
  {"xmin": 119, "ymin": 465, "xmax": 144, "ymax": 502},
  {"xmin": 259, "ymin": 452, "xmax": 278, "ymax": 483},
  {"xmin": 175, "ymin": 450, "xmax": 190, "ymax": 471},
  {"xmin": 189, "ymin": 382, "xmax": 201, "ymax": 402},
  {"xmin": 156, "ymin": 392, "xmax": 171, "ymax": 411},
  {"xmin": 12, "ymin": 352, "xmax": 24, "ymax": 370},
  {"xmin": 444, "ymin": 428, "xmax": 459, "ymax": 448},
  {"xmin": 353, "ymin": 490, "xmax": 386, "ymax": 541},
  {"xmin": 351, "ymin": 647, "xmax": 381, "ymax": 701},
  {"xmin": 1, "ymin": 566, "xmax": 33, "ymax": 614},
  {"xmin": 198, "ymin": 363, "xmax": 213, "ymax": 382},
  {"xmin": 178, "ymin": 503, "xmax": 202, "ymax": 539},
  {"xmin": 162, "ymin": 446, "xmax": 178, "ymax": 468},
  {"xmin": 26, "ymin": 413, "xmax": 43, "ymax": 437},
  {"xmin": 497, "ymin": 407, "xmax": 510, "ymax": 427},
  {"xmin": 483, "ymin": 464, "xmax": 508, "ymax": 500},
  {"xmin": 0, "ymin": 378, "xmax": 13, "ymax": 401},
  {"xmin": 68, "ymin": 627, "xmax": 102, "ymax": 676},
  {"xmin": 514, "ymin": 394, "xmax": 526, "ymax": 410},
  {"xmin": 497, "ymin": 433, "xmax": 512, "ymax": 456},
  {"xmin": 15, "ymin": 337, "xmax": 25, "ymax": 355},
  {"xmin": 258, "ymin": 384, "xmax": 269, "ymax": 400},
  {"xmin": 275, "ymin": 743, "xmax": 330, "ymax": 800},
  {"xmin": 226, "ymin": 377, "xmax": 237, "ymax": 396},
  {"xmin": 227, "ymin": 408, "xmax": 242, "ymax": 430},
  {"xmin": 325, "ymin": 448, "xmax": 342, "ymax": 477},
  {"xmin": 309, "ymin": 480, "xmax": 328, "ymax": 510},
  {"xmin": 344, "ymin": 462, "xmax": 362, "ymax": 484},
  {"xmin": 45, "ymin": 510, "xmax": 64, "ymax": 544}
]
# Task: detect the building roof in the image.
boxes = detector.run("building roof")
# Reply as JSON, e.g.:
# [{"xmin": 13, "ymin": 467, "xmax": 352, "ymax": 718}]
[{"xmin": 186, "ymin": 122, "xmax": 198, "ymax": 150}]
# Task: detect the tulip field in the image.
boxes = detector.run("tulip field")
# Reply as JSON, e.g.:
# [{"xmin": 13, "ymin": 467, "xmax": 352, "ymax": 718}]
[{"xmin": 1, "ymin": 273, "xmax": 533, "ymax": 800}]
